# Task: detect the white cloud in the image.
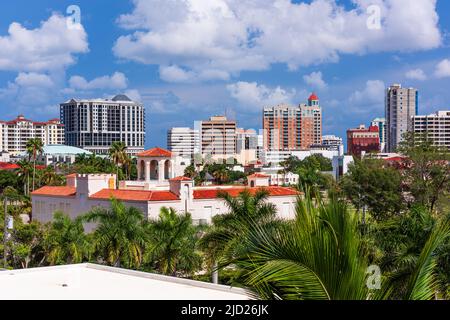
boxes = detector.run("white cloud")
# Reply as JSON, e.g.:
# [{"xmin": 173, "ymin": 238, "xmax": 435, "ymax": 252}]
[
  {"xmin": 124, "ymin": 89, "xmax": 142, "ymax": 103},
  {"xmin": 15, "ymin": 72, "xmax": 54, "ymax": 88},
  {"xmin": 303, "ymin": 71, "xmax": 327, "ymax": 90},
  {"xmin": 69, "ymin": 72, "xmax": 128, "ymax": 90},
  {"xmin": 227, "ymin": 81, "xmax": 295, "ymax": 111},
  {"xmin": 405, "ymin": 68, "xmax": 427, "ymax": 81},
  {"xmin": 349, "ymin": 80, "xmax": 385, "ymax": 113},
  {"xmin": 434, "ymin": 59, "xmax": 450, "ymax": 78},
  {"xmin": 0, "ymin": 14, "xmax": 88, "ymax": 72},
  {"xmin": 159, "ymin": 65, "xmax": 196, "ymax": 83},
  {"xmin": 113, "ymin": 0, "xmax": 441, "ymax": 82},
  {"xmin": 159, "ymin": 65, "xmax": 230, "ymax": 83}
]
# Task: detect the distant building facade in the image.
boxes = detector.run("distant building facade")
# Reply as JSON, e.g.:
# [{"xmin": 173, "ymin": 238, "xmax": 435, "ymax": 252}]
[
  {"xmin": 263, "ymin": 94, "xmax": 322, "ymax": 151},
  {"xmin": 347, "ymin": 124, "xmax": 380, "ymax": 157},
  {"xmin": 371, "ymin": 117, "xmax": 386, "ymax": 152},
  {"xmin": 199, "ymin": 116, "xmax": 237, "ymax": 160},
  {"xmin": 386, "ymin": 84, "xmax": 418, "ymax": 152},
  {"xmin": 60, "ymin": 94, "xmax": 145, "ymax": 155},
  {"xmin": 167, "ymin": 127, "xmax": 200, "ymax": 160},
  {"xmin": 413, "ymin": 110, "xmax": 450, "ymax": 150},
  {"xmin": 0, "ymin": 115, "xmax": 64, "ymax": 156}
]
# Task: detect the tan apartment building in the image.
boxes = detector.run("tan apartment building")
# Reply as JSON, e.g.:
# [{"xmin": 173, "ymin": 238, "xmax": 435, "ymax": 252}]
[
  {"xmin": 200, "ymin": 116, "xmax": 237, "ymax": 161},
  {"xmin": 263, "ymin": 93, "xmax": 322, "ymax": 151},
  {"xmin": 0, "ymin": 115, "xmax": 64, "ymax": 155}
]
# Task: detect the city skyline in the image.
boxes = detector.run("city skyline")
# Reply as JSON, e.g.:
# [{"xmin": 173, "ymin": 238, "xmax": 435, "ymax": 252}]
[{"xmin": 0, "ymin": 1, "xmax": 450, "ymax": 149}]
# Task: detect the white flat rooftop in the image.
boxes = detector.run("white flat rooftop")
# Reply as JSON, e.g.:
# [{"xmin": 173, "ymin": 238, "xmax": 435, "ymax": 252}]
[{"xmin": 0, "ymin": 263, "xmax": 250, "ymax": 300}]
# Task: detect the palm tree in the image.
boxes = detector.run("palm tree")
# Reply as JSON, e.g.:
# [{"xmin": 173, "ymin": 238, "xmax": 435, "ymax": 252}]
[
  {"xmin": 43, "ymin": 211, "xmax": 91, "ymax": 265},
  {"xmin": 17, "ymin": 160, "xmax": 32, "ymax": 196},
  {"xmin": 212, "ymin": 167, "xmax": 229, "ymax": 184},
  {"xmin": 109, "ymin": 141, "xmax": 127, "ymax": 187},
  {"xmin": 220, "ymin": 192, "xmax": 450, "ymax": 300},
  {"xmin": 40, "ymin": 166, "xmax": 63, "ymax": 186},
  {"xmin": 26, "ymin": 138, "xmax": 44, "ymax": 192},
  {"xmin": 144, "ymin": 207, "xmax": 202, "ymax": 276},
  {"xmin": 199, "ymin": 189, "xmax": 277, "ymax": 283},
  {"xmin": 83, "ymin": 198, "xmax": 147, "ymax": 268}
]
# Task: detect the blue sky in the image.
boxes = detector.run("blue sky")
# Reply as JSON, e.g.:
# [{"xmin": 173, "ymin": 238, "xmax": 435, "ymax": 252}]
[{"xmin": 1, "ymin": 0, "xmax": 449, "ymax": 148}]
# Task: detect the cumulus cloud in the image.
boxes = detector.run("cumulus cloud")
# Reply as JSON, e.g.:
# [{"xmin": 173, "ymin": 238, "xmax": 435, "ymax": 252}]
[
  {"xmin": 113, "ymin": 0, "xmax": 441, "ymax": 82},
  {"xmin": 0, "ymin": 14, "xmax": 88, "ymax": 72},
  {"xmin": 434, "ymin": 59, "xmax": 450, "ymax": 78},
  {"xmin": 405, "ymin": 69, "xmax": 427, "ymax": 81},
  {"xmin": 349, "ymin": 80, "xmax": 385, "ymax": 113},
  {"xmin": 303, "ymin": 71, "xmax": 327, "ymax": 90},
  {"xmin": 69, "ymin": 72, "xmax": 128, "ymax": 90},
  {"xmin": 227, "ymin": 81, "xmax": 296, "ymax": 111},
  {"xmin": 159, "ymin": 65, "xmax": 230, "ymax": 83}
]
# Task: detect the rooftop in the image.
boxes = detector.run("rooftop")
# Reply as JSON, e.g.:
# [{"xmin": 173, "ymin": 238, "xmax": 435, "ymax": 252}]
[
  {"xmin": 42, "ymin": 145, "xmax": 93, "ymax": 155},
  {"xmin": 193, "ymin": 186, "xmax": 299, "ymax": 199},
  {"xmin": 89, "ymin": 189, "xmax": 180, "ymax": 202},
  {"xmin": 0, "ymin": 263, "xmax": 249, "ymax": 300},
  {"xmin": 0, "ymin": 162, "xmax": 20, "ymax": 170},
  {"xmin": 137, "ymin": 147, "xmax": 173, "ymax": 158},
  {"xmin": 31, "ymin": 186, "xmax": 77, "ymax": 197}
]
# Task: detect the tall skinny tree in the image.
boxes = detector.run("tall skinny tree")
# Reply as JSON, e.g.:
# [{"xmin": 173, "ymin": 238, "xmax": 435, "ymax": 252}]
[
  {"xmin": 26, "ymin": 138, "xmax": 44, "ymax": 192},
  {"xmin": 109, "ymin": 141, "xmax": 127, "ymax": 188}
]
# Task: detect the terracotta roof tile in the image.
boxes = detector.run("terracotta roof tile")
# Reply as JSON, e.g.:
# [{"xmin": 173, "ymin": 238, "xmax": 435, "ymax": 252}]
[
  {"xmin": 248, "ymin": 173, "xmax": 270, "ymax": 178},
  {"xmin": 170, "ymin": 176, "xmax": 193, "ymax": 181},
  {"xmin": 137, "ymin": 147, "xmax": 172, "ymax": 157},
  {"xmin": 193, "ymin": 186, "xmax": 299, "ymax": 199},
  {"xmin": 89, "ymin": 189, "xmax": 179, "ymax": 202},
  {"xmin": 0, "ymin": 162, "xmax": 20, "ymax": 170},
  {"xmin": 31, "ymin": 186, "xmax": 76, "ymax": 197}
]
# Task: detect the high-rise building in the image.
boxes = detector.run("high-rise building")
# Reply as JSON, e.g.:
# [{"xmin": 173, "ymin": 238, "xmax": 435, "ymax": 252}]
[
  {"xmin": 385, "ymin": 84, "xmax": 418, "ymax": 152},
  {"xmin": 167, "ymin": 127, "xmax": 200, "ymax": 160},
  {"xmin": 0, "ymin": 115, "xmax": 64, "ymax": 156},
  {"xmin": 310, "ymin": 134, "xmax": 343, "ymax": 152},
  {"xmin": 413, "ymin": 110, "xmax": 450, "ymax": 150},
  {"xmin": 263, "ymin": 93, "xmax": 322, "ymax": 151},
  {"xmin": 347, "ymin": 124, "xmax": 380, "ymax": 157},
  {"xmin": 371, "ymin": 117, "xmax": 386, "ymax": 152},
  {"xmin": 199, "ymin": 116, "xmax": 237, "ymax": 159},
  {"xmin": 60, "ymin": 94, "xmax": 145, "ymax": 155}
]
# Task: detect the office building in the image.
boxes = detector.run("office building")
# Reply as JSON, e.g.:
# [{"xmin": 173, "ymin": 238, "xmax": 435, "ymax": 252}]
[
  {"xmin": 199, "ymin": 116, "xmax": 237, "ymax": 160},
  {"xmin": 385, "ymin": 84, "xmax": 418, "ymax": 152},
  {"xmin": 167, "ymin": 127, "xmax": 200, "ymax": 160},
  {"xmin": 311, "ymin": 134, "xmax": 344, "ymax": 152},
  {"xmin": 413, "ymin": 110, "xmax": 450, "ymax": 150},
  {"xmin": 60, "ymin": 94, "xmax": 145, "ymax": 155},
  {"xmin": 371, "ymin": 117, "xmax": 386, "ymax": 152},
  {"xmin": 0, "ymin": 115, "xmax": 64, "ymax": 156},
  {"xmin": 263, "ymin": 93, "xmax": 322, "ymax": 151},
  {"xmin": 347, "ymin": 124, "xmax": 380, "ymax": 157}
]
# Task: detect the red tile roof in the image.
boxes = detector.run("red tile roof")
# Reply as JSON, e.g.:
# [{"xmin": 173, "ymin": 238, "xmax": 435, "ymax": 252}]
[
  {"xmin": 193, "ymin": 186, "xmax": 299, "ymax": 199},
  {"xmin": 248, "ymin": 173, "xmax": 270, "ymax": 178},
  {"xmin": 170, "ymin": 176, "xmax": 193, "ymax": 181},
  {"xmin": 31, "ymin": 186, "xmax": 76, "ymax": 197},
  {"xmin": 137, "ymin": 147, "xmax": 172, "ymax": 157},
  {"xmin": 1, "ymin": 115, "xmax": 63, "ymax": 126},
  {"xmin": 66, "ymin": 173, "xmax": 77, "ymax": 178},
  {"xmin": 89, "ymin": 189, "xmax": 179, "ymax": 202},
  {"xmin": 0, "ymin": 162, "xmax": 20, "ymax": 170}
]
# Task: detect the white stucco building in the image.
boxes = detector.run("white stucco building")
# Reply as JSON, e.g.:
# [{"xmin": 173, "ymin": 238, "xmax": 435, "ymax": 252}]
[{"xmin": 32, "ymin": 148, "xmax": 300, "ymax": 230}]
